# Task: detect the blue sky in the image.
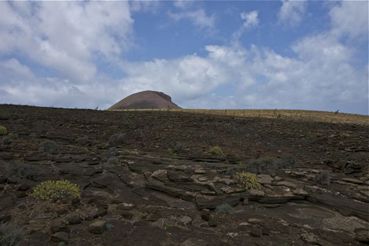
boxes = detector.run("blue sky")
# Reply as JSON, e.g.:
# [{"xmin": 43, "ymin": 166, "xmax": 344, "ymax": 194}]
[{"xmin": 0, "ymin": 0, "xmax": 368, "ymax": 114}]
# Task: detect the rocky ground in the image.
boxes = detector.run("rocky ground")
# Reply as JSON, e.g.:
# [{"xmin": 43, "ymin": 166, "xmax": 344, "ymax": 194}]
[{"xmin": 0, "ymin": 104, "xmax": 368, "ymax": 246}]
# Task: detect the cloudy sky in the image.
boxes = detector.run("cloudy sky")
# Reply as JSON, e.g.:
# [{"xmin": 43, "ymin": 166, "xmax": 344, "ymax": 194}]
[{"xmin": 0, "ymin": 0, "xmax": 368, "ymax": 114}]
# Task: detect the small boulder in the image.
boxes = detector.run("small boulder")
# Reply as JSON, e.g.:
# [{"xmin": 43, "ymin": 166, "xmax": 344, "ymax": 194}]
[
  {"xmin": 65, "ymin": 213, "xmax": 81, "ymax": 225},
  {"xmin": 51, "ymin": 232, "xmax": 69, "ymax": 243},
  {"xmin": 88, "ymin": 220, "xmax": 106, "ymax": 234}
]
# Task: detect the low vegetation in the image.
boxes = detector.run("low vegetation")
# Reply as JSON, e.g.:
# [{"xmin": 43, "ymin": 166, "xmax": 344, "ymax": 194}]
[
  {"xmin": 114, "ymin": 109, "xmax": 369, "ymax": 125},
  {"xmin": 31, "ymin": 180, "xmax": 80, "ymax": 202},
  {"xmin": 235, "ymin": 172, "xmax": 261, "ymax": 190},
  {"xmin": 209, "ymin": 146, "xmax": 224, "ymax": 157},
  {"xmin": 0, "ymin": 125, "xmax": 7, "ymax": 136},
  {"xmin": 0, "ymin": 223, "xmax": 23, "ymax": 246}
]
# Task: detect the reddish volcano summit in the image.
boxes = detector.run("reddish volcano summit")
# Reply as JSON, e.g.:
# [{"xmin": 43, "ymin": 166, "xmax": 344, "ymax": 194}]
[{"xmin": 109, "ymin": 90, "xmax": 181, "ymax": 110}]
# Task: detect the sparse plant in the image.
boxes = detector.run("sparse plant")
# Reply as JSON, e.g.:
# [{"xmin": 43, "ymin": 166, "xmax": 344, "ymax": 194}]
[
  {"xmin": 235, "ymin": 171, "xmax": 261, "ymax": 190},
  {"xmin": 215, "ymin": 203, "xmax": 233, "ymax": 214},
  {"xmin": 0, "ymin": 125, "xmax": 7, "ymax": 136},
  {"xmin": 39, "ymin": 140, "xmax": 58, "ymax": 154},
  {"xmin": 209, "ymin": 146, "xmax": 224, "ymax": 157},
  {"xmin": 31, "ymin": 180, "xmax": 80, "ymax": 202},
  {"xmin": 0, "ymin": 223, "xmax": 23, "ymax": 246}
]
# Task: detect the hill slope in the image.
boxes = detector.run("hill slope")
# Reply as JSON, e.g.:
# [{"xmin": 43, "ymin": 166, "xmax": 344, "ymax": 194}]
[
  {"xmin": 0, "ymin": 105, "xmax": 368, "ymax": 245},
  {"xmin": 109, "ymin": 90, "xmax": 181, "ymax": 110}
]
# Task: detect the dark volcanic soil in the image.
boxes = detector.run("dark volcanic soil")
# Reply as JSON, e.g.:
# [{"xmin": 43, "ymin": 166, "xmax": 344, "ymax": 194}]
[{"xmin": 0, "ymin": 104, "xmax": 368, "ymax": 246}]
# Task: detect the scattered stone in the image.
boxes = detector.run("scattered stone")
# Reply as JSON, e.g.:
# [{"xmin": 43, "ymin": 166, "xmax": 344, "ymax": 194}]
[
  {"xmin": 257, "ymin": 174, "xmax": 273, "ymax": 185},
  {"xmin": 181, "ymin": 238, "xmax": 208, "ymax": 246},
  {"xmin": 322, "ymin": 216, "xmax": 368, "ymax": 233},
  {"xmin": 293, "ymin": 188, "xmax": 308, "ymax": 196},
  {"xmin": 151, "ymin": 170, "xmax": 168, "ymax": 182},
  {"xmin": 300, "ymin": 232, "xmax": 320, "ymax": 244},
  {"xmin": 0, "ymin": 213, "xmax": 11, "ymax": 223},
  {"xmin": 198, "ymin": 177, "xmax": 208, "ymax": 182},
  {"xmin": 314, "ymin": 171, "xmax": 331, "ymax": 186},
  {"xmin": 51, "ymin": 232, "xmax": 69, "ymax": 243},
  {"xmin": 359, "ymin": 189, "xmax": 369, "ymax": 198},
  {"xmin": 208, "ymin": 218, "xmax": 217, "ymax": 227},
  {"xmin": 355, "ymin": 229, "xmax": 369, "ymax": 243},
  {"xmin": 194, "ymin": 169, "xmax": 206, "ymax": 174},
  {"xmin": 220, "ymin": 186, "xmax": 244, "ymax": 194},
  {"xmin": 248, "ymin": 218, "xmax": 262, "ymax": 224},
  {"xmin": 238, "ymin": 222, "xmax": 250, "ymax": 231},
  {"xmin": 227, "ymin": 232, "xmax": 238, "ymax": 238},
  {"xmin": 243, "ymin": 197, "xmax": 249, "ymax": 205},
  {"xmin": 50, "ymin": 220, "xmax": 69, "ymax": 233},
  {"xmin": 179, "ymin": 216, "xmax": 192, "ymax": 226},
  {"xmin": 263, "ymin": 204, "xmax": 281, "ymax": 208},
  {"xmin": 343, "ymin": 161, "xmax": 362, "ymax": 174},
  {"xmin": 65, "ymin": 213, "xmax": 81, "ymax": 225},
  {"xmin": 249, "ymin": 189, "xmax": 265, "ymax": 197},
  {"xmin": 108, "ymin": 133, "xmax": 126, "ymax": 146},
  {"xmin": 249, "ymin": 226, "xmax": 262, "ymax": 237},
  {"xmin": 88, "ymin": 220, "xmax": 107, "ymax": 234},
  {"xmin": 275, "ymin": 181, "xmax": 297, "ymax": 189},
  {"xmin": 17, "ymin": 183, "xmax": 30, "ymax": 191},
  {"xmin": 200, "ymin": 210, "xmax": 210, "ymax": 221},
  {"xmin": 117, "ymin": 203, "xmax": 135, "ymax": 211},
  {"xmin": 39, "ymin": 140, "xmax": 58, "ymax": 154},
  {"xmin": 341, "ymin": 178, "xmax": 364, "ymax": 185},
  {"xmin": 120, "ymin": 211, "xmax": 134, "ymax": 220},
  {"xmin": 167, "ymin": 171, "xmax": 192, "ymax": 182},
  {"xmin": 274, "ymin": 176, "xmax": 283, "ymax": 182}
]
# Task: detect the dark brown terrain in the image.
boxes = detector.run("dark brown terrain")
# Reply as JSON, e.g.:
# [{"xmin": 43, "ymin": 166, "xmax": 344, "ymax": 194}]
[
  {"xmin": 109, "ymin": 91, "xmax": 181, "ymax": 110},
  {"xmin": 0, "ymin": 104, "xmax": 368, "ymax": 245}
]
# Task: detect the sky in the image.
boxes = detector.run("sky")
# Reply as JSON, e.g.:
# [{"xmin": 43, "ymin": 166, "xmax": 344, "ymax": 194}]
[{"xmin": 0, "ymin": 0, "xmax": 368, "ymax": 114}]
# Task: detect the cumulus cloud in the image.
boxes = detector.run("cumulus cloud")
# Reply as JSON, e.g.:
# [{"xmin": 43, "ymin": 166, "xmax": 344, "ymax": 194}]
[
  {"xmin": 173, "ymin": 0, "xmax": 193, "ymax": 9},
  {"xmin": 330, "ymin": 1, "xmax": 368, "ymax": 39},
  {"xmin": 278, "ymin": 0, "xmax": 307, "ymax": 26},
  {"xmin": 241, "ymin": 10, "xmax": 259, "ymax": 29},
  {"xmin": 232, "ymin": 10, "xmax": 259, "ymax": 41},
  {"xmin": 118, "ymin": 38, "xmax": 367, "ymax": 113},
  {"xmin": 168, "ymin": 9, "xmax": 215, "ymax": 31},
  {"xmin": 0, "ymin": 1, "xmax": 133, "ymax": 82},
  {"xmin": 0, "ymin": 1, "xmax": 367, "ymax": 114}
]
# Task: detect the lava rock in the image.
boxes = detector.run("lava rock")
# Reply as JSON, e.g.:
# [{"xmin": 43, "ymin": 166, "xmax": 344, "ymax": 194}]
[{"xmin": 88, "ymin": 220, "xmax": 107, "ymax": 234}]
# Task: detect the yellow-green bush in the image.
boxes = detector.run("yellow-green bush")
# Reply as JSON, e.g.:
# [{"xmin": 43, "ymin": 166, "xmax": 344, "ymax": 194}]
[
  {"xmin": 209, "ymin": 146, "xmax": 224, "ymax": 157},
  {"xmin": 31, "ymin": 180, "xmax": 80, "ymax": 202},
  {"xmin": 235, "ymin": 172, "xmax": 261, "ymax": 190},
  {"xmin": 0, "ymin": 125, "xmax": 7, "ymax": 136}
]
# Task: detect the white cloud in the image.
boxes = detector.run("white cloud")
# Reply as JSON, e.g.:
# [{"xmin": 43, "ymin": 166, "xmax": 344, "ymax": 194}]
[
  {"xmin": 168, "ymin": 9, "xmax": 215, "ymax": 31},
  {"xmin": 0, "ymin": 1, "xmax": 133, "ymax": 82},
  {"xmin": 117, "ymin": 31, "xmax": 367, "ymax": 113},
  {"xmin": 278, "ymin": 0, "xmax": 307, "ymax": 26},
  {"xmin": 232, "ymin": 10, "xmax": 259, "ymax": 41},
  {"xmin": 0, "ymin": 1, "xmax": 367, "ymax": 114},
  {"xmin": 241, "ymin": 10, "xmax": 259, "ymax": 29},
  {"xmin": 173, "ymin": 0, "xmax": 193, "ymax": 9},
  {"xmin": 330, "ymin": 1, "xmax": 368, "ymax": 39}
]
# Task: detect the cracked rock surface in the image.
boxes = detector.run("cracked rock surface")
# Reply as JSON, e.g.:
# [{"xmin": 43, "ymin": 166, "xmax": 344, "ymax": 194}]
[{"xmin": 0, "ymin": 105, "xmax": 368, "ymax": 245}]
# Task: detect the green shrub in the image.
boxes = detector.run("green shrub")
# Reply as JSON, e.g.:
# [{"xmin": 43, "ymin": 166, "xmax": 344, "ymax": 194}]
[
  {"xmin": 31, "ymin": 180, "xmax": 80, "ymax": 202},
  {"xmin": 209, "ymin": 146, "xmax": 224, "ymax": 157},
  {"xmin": 0, "ymin": 125, "xmax": 7, "ymax": 136},
  {"xmin": 0, "ymin": 223, "xmax": 23, "ymax": 246},
  {"xmin": 215, "ymin": 203, "xmax": 233, "ymax": 214},
  {"xmin": 235, "ymin": 172, "xmax": 261, "ymax": 190}
]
